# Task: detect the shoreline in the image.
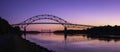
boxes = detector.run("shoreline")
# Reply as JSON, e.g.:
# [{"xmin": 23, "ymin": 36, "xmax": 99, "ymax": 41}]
[{"xmin": 0, "ymin": 35, "xmax": 53, "ymax": 52}]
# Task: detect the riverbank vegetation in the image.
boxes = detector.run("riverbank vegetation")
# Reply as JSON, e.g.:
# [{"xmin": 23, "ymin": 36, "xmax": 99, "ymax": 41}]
[
  {"xmin": 0, "ymin": 17, "xmax": 21, "ymax": 34},
  {"xmin": 54, "ymin": 25, "xmax": 120, "ymax": 35},
  {"xmin": 0, "ymin": 17, "xmax": 53, "ymax": 52}
]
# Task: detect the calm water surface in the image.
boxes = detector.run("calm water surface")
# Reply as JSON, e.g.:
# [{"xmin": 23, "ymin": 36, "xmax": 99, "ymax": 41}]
[{"xmin": 22, "ymin": 33, "xmax": 120, "ymax": 52}]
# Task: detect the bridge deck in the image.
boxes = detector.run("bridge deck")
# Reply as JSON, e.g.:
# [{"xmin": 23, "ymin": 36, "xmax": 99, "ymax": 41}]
[{"xmin": 11, "ymin": 22, "xmax": 95, "ymax": 27}]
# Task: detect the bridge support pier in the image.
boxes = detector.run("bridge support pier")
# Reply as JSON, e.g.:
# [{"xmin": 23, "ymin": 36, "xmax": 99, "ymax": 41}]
[
  {"xmin": 24, "ymin": 27, "xmax": 26, "ymax": 32},
  {"xmin": 64, "ymin": 26, "xmax": 67, "ymax": 41},
  {"xmin": 64, "ymin": 26, "xmax": 67, "ymax": 33},
  {"xmin": 23, "ymin": 27, "xmax": 26, "ymax": 35}
]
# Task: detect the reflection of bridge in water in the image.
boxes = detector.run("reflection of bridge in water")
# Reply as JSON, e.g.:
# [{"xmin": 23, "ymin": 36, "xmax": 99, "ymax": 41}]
[{"xmin": 12, "ymin": 14, "xmax": 95, "ymax": 32}]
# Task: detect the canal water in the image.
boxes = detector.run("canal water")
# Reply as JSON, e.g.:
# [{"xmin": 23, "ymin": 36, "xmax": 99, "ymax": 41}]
[{"xmin": 22, "ymin": 33, "xmax": 120, "ymax": 52}]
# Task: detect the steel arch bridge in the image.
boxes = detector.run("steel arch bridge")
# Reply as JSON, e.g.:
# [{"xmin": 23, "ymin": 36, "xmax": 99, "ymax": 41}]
[{"xmin": 12, "ymin": 14, "xmax": 95, "ymax": 31}]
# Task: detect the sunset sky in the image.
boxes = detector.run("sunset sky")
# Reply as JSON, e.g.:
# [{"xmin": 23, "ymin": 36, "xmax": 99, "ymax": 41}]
[{"xmin": 0, "ymin": 0, "xmax": 120, "ymax": 31}]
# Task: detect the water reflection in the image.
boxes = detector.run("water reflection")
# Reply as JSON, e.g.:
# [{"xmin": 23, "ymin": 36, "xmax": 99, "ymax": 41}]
[
  {"xmin": 22, "ymin": 33, "xmax": 120, "ymax": 52},
  {"xmin": 86, "ymin": 34, "xmax": 120, "ymax": 42}
]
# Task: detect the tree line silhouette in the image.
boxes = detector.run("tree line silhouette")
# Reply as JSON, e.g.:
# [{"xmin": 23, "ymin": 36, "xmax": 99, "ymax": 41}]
[
  {"xmin": 0, "ymin": 17, "xmax": 53, "ymax": 52},
  {"xmin": 0, "ymin": 17, "xmax": 21, "ymax": 34},
  {"xmin": 86, "ymin": 25, "xmax": 120, "ymax": 35},
  {"xmin": 54, "ymin": 25, "xmax": 120, "ymax": 35}
]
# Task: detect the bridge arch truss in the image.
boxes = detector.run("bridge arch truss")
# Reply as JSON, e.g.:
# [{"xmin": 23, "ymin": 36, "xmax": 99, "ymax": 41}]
[
  {"xmin": 20, "ymin": 14, "xmax": 70, "ymax": 28},
  {"xmin": 12, "ymin": 14, "xmax": 95, "ymax": 31}
]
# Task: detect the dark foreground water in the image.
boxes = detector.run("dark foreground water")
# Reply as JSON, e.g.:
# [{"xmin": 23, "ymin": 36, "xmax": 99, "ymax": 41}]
[{"xmin": 22, "ymin": 33, "xmax": 120, "ymax": 52}]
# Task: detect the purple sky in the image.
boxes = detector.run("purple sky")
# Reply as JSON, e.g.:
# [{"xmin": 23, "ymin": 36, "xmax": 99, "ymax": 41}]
[{"xmin": 0, "ymin": 0, "xmax": 120, "ymax": 28}]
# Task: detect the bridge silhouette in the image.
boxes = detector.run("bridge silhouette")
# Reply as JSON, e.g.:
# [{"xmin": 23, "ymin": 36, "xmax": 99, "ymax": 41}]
[{"xmin": 12, "ymin": 14, "xmax": 95, "ymax": 32}]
